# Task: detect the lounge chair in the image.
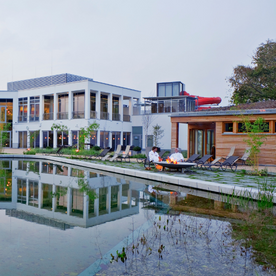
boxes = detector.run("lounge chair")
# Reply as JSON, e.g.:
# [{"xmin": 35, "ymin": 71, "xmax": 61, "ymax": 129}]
[
  {"xmin": 195, "ymin": 154, "xmax": 213, "ymax": 168},
  {"xmin": 92, "ymin": 148, "xmax": 111, "ymax": 160},
  {"xmin": 109, "ymin": 145, "xmax": 122, "ymax": 162},
  {"xmin": 203, "ymin": 157, "xmax": 222, "ymax": 170},
  {"xmin": 238, "ymin": 147, "xmax": 251, "ymax": 165},
  {"xmin": 185, "ymin": 154, "xmax": 200, "ymax": 163},
  {"xmin": 219, "ymin": 156, "xmax": 240, "ymax": 171},
  {"xmin": 222, "ymin": 146, "xmax": 235, "ymax": 160},
  {"xmin": 117, "ymin": 145, "xmax": 131, "ymax": 162},
  {"xmin": 55, "ymin": 146, "xmax": 64, "ymax": 156}
]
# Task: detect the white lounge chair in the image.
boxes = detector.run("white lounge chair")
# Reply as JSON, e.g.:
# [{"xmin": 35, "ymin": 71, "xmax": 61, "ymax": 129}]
[{"xmin": 109, "ymin": 145, "xmax": 122, "ymax": 162}]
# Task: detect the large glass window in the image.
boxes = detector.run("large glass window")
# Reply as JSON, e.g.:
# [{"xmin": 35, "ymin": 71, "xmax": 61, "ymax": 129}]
[
  {"xmin": 44, "ymin": 95, "xmax": 54, "ymax": 120},
  {"xmin": 99, "ymin": 187, "xmax": 108, "ymax": 215},
  {"xmin": 71, "ymin": 189, "xmax": 84, "ymax": 217},
  {"xmin": 17, "ymin": 179, "xmax": 27, "ymax": 204},
  {"xmin": 42, "ymin": 184, "xmax": 52, "ymax": 211},
  {"xmin": 18, "ymin": 131, "xmax": 27, "ymax": 148},
  {"xmin": 30, "ymin": 131, "xmax": 40, "ymax": 148},
  {"xmin": 100, "ymin": 131, "xmax": 109, "ymax": 148},
  {"xmin": 30, "ymin": 96, "xmax": 40, "ymax": 122},
  {"xmin": 111, "ymin": 185, "xmax": 119, "ymax": 212},
  {"xmin": 90, "ymin": 131, "xmax": 97, "ymax": 146},
  {"xmin": 57, "ymin": 131, "xmax": 68, "ymax": 147},
  {"xmin": 158, "ymin": 100, "xmax": 164, "ymax": 113},
  {"xmin": 42, "ymin": 131, "xmax": 53, "ymax": 148},
  {"xmin": 0, "ymin": 99, "xmax": 13, "ymax": 123},
  {"xmin": 112, "ymin": 132, "xmax": 121, "ymax": 151},
  {"xmin": 73, "ymin": 92, "xmax": 85, "ymax": 118},
  {"xmin": 72, "ymin": 130, "xmax": 78, "ymax": 146},
  {"xmin": 121, "ymin": 184, "xmax": 129, "ymax": 210},
  {"xmin": 224, "ymin": 123, "xmax": 233, "ymax": 132},
  {"xmin": 112, "ymin": 96, "xmax": 120, "ymax": 121},
  {"xmin": 90, "ymin": 92, "xmax": 96, "ymax": 119},
  {"xmin": 123, "ymin": 132, "xmax": 130, "ymax": 146},
  {"xmin": 100, "ymin": 95, "xmax": 108, "ymax": 120},
  {"xmin": 18, "ymin": 97, "xmax": 27, "ymax": 122},
  {"xmin": 157, "ymin": 82, "xmax": 183, "ymax": 97},
  {"xmin": 58, "ymin": 94, "xmax": 68, "ymax": 119},
  {"xmin": 28, "ymin": 181, "xmax": 39, "ymax": 207},
  {"xmin": 164, "ymin": 100, "xmax": 171, "ymax": 113},
  {"xmin": 55, "ymin": 186, "xmax": 67, "ymax": 214}
]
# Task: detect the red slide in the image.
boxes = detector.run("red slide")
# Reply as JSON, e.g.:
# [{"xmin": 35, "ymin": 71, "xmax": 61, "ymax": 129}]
[{"xmin": 180, "ymin": 91, "xmax": 221, "ymax": 110}]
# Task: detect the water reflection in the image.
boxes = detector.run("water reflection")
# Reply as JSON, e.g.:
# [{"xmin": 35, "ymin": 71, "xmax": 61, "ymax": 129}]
[{"xmin": 0, "ymin": 160, "xmax": 140, "ymax": 228}]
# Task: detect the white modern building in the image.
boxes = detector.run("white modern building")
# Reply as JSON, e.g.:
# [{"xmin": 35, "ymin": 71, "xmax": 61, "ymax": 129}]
[
  {"xmin": 0, "ymin": 75, "xmax": 198, "ymax": 151},
  {"xmin": 1, "ymin": 73, "xmax": 140, "ymax": 150}
]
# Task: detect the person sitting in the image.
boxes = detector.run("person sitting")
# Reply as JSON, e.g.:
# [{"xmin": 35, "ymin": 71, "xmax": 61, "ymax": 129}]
[
  {"xmin": 149, "ymin": 146, "xmax": 160, "ymax": 162},
  {"xmin": 168, "ymin": 148, "xmax": 184, "ymax": 162},
  {"xmin": 148, "ymin": 146, "xmax": 163, "ymax": 170}
]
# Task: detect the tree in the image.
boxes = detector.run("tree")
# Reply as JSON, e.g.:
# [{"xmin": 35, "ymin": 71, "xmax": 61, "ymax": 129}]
[
  {"xmin": 228, "ymin": 40, "xmax": 276, "ymax": 104},
  {"xmin": 152, "ymin": 124, "xmax": 164, "ymax": 147},
  {"xmin": 79, "ymin": 121, "xmax": 99, "ymax": 150},
  {"xmin": 142, "ymin": 113, "xmax": 155, "ymax": 147},
  {"xmin": 239, "ymin": 116, "xmax": 268, "ymax": 174}
]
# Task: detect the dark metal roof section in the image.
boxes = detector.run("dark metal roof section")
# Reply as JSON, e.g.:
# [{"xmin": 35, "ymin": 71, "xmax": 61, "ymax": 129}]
[{"xmin": 7, "ymin": 73, "xmax": 94, "ymax": 91}]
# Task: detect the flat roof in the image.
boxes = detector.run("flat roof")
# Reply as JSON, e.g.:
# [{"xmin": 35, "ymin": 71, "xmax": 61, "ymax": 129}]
[
  {"xmin": 144, "ymin": 95, "xmax": 195, "ymax": 100},
  {"xmin": 170, "ymin": 108, "xmax": 276, "ymax": 117}
]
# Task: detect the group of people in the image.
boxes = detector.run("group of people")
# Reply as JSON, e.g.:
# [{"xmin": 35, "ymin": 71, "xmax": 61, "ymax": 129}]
[{"xmin": 149, "ymin": 147, "xmax": 185, "ymax": 162}]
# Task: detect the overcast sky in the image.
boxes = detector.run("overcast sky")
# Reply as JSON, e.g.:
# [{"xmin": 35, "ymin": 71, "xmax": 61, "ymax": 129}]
[{"xmin": 0, "ymin": 0, "xmax": 275, "ymax": 106}]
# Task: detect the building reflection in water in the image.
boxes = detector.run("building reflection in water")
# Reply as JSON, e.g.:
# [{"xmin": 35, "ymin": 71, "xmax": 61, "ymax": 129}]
[{"xmin": 0, "ymin": 160, "xmax": 140, "ymax": 229}]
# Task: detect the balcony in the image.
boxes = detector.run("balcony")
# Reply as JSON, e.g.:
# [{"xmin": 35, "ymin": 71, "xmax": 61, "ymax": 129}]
[
  {"xmin": 43, "ymin": 113, "xmax": 53, "ymax": 120},
  {"xmin": 18, "ymin": 116, "xmax": 27, "ymax": 123},
  {"xmin": 57, "ymin": 112, "xmax": 68, "ymax": 119},
  {"xmin": 72, "ymin": 111, "xmax": 85, "ymax": 119},
  {"xmin": 100, "ymin": 112, "xmax": 109, "ymax": 120},
  {"xmin": 112, "ymin": 113, "xmax": 120, "ymax": 121},
  {"xmin": 90, "ymin": 111, "xmax": 97, "ymax": 119},
  {"xmin": 123, "ymin": 114, "xmax": 130, "ymax": 122},
  {"xmin": 29, "ymin": 115, "xmax": 40, "ymax": 122}
]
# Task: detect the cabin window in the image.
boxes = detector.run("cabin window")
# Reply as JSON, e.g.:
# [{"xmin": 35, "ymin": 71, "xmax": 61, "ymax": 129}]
[{"xmin": 224, "ymin": 123, "xmax": 233, "ymax": 132}]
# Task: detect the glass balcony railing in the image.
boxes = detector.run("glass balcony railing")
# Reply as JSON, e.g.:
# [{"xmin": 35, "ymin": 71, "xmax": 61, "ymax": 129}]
[
  {"xmin": 29, "ymin": 115, "xmax": 40, "ymax": 122},
  {"xmin": 43, "ymin": 113, "xmax": 53, "ymax": 120},
  {"xmin": 112, "ymin": 113, "xmax": 120, "ymax": 121},
  {"xmin": 18, "ymin": 116, "xmax": 27, "ymax": 122},
  {"xmin": 100, "ymin": 112, "xmax": 109, "ymax": 120},
  {"xmin": 72, "ymin": 111, "xmax": 85, "ymax": 119},
  {"xmin": 57, "ymin": 112, "xmax": 68, "ymax": 119},
  {"xmin": 123, "ymin": 114, "xmax": 130, "ymax": 122},
  {"xmin": 90, "ymin": 111, "xmax": 97, "ymax": 119}
]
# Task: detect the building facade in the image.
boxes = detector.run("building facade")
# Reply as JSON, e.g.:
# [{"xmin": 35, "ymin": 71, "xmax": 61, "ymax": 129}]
[
  {"xmin": 170, "ymin": 102, "xmax": 276, "ymax": 165},
  {"xmin": 1, "ymin": 73, "xmax": 140, "ymax": 149}
]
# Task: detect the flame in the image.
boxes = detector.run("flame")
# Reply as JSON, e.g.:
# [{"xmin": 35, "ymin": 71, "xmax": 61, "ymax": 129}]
[{"xmin": 165, "ymin": 158, "xmax": 178, "ymax": 164}]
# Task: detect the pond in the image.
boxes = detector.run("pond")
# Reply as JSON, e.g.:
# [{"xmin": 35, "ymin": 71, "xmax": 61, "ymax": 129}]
[{"xmin": 0, "ymin": 159, "xmax": 275, "ymax": 276}]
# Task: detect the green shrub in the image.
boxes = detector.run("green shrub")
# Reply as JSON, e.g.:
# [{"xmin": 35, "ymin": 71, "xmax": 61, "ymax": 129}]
[
  {"xmin": 133, "ymin": 146, "xmax": 141, "ymax": 152},
  {"xmin": 23, "ymin": 149, "xmax": 36, "ymax": 155},
  {"xmin": 92, "ymin": 146, "xmax": 101, "ymax": 151}
]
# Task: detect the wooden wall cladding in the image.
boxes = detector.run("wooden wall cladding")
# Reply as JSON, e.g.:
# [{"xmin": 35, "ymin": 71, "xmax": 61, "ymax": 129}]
[{"xmin": 171, "ymin": 114, "xmax": 276, "ymax": 165}]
